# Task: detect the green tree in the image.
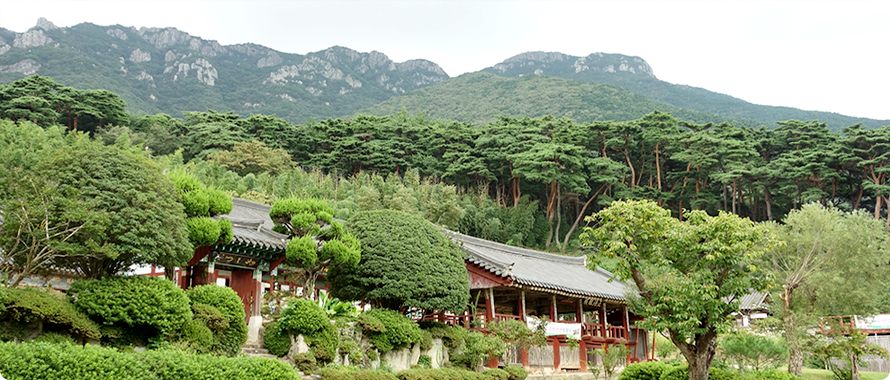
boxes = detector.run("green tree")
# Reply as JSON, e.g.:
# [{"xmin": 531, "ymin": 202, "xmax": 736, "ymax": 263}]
[
  {"xmin": 581, "ymin": 200, "xmax": 776, "ymax": 380},
  {"xmin": 269, "ymin": 198, "xmax": 360, "ymax": 299},
  {"xmin": 207, "ymin": 140, "xmax": 295, "ymax": 176},
  {"xmin": 0, "ymin": 168, "xmax": 103, "ymax": 287},
  {"xmin": 762, "ymin": 203, "xmax": 890, "ymax": 376},
  {"xmin": 37, "ymin": 137, "xmax": 193, "ymax": 278},
  {"xmin": 328, "ymin": 209, "xmax": 470, "ymax": 312}
]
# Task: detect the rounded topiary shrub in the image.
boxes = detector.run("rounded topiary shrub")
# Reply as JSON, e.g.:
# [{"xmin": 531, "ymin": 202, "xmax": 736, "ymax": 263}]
[
  {"xmin": 187, "ymin": 285, "xmax": 247, "ymax": 356},
  {"xmin": 262, "ymin": 321, "xmax": 291, "ymax": 357},
  {"xmin": 617, "ymin": 361, "xmax": 671, "ymax": 380},
  {"xmin": 503, "ymin": 366, "xmax": 528, "ymax": 380},
  {"xmin": 279, "ymin": 298, "xmax": 328, "ymax": 335},
  {"xmin": 69, "ymin": 276, "xmax": 191, "ymax": 335},
  {"xmin": 658, "ymin": 365, "xmax": 687, "ymax": 380},
  {"xmin": 317, "ymin": 367, "xmax": 354, "ymax": 380},
  {"xmin": 179, "ymin": 318, "xmax": 214, "ymax": 351},
  {"xmin": 192, "ymin": 303, "xmax": 229, "ymax": 332},
  {"xmin": 483, "ymin": 368, "xmax": 510, "ymax": 380},
  {"xmin": 361, "ymin": 308, "xmax": 423, "ymax": 353}
]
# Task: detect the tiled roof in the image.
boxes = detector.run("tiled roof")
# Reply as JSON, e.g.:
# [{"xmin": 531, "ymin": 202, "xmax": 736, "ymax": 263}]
[
  {"xmin": 216, "ymin": 198, "xmax": 288, "ymax": 252},
  {"xmin": 445, "ymin": 230, "xmax": 632, "ymax": 303},
  {"xmin": 738, "ymin": 291, "xmax": 769, "ymax": 312}
]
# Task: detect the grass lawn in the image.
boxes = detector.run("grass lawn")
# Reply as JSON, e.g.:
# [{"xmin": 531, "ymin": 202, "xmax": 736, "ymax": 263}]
[{"xmin": 801, "ymin": 368, "xmax": 888, "ymax": 380}]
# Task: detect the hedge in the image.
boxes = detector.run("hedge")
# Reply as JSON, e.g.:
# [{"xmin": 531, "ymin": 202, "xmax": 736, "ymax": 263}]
[
  {"xmin": 69, "ymin": 276, "xmax": 192, "ymax": 335},
  {"xmin": 617, "ymin": 361, "xmax": 671, "ymax": 380},
  {"xmin": 0, "ymin": 341, "xmax": 299, "ymax": 380},
  {"xmin": 0, "ymin": 287, "xmax": 100, "ymax": 341}
]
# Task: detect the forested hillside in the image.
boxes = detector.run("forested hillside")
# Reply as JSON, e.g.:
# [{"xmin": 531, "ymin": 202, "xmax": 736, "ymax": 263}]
[
  {"xmin": 5, "ymin": 76, "xmax": 889, "ymax": 254},
  {"xmin": 483, "ymin": 52, "xmax": 890, "ymax": 130},
  {"xmin": 361, "ymin": 72, "xmax": 760, "ymax": 126},
  {"xmin": 0, "ymin": 19, "xmax": 448, "ymax": 123}
]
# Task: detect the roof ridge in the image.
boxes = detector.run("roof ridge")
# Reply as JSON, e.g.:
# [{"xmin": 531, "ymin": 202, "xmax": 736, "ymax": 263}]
[
  {"xmin": 232, "ymin": 197, "xmax": 272, "ymax": 213},
  {"xmin": 445, "ymin": 229, "xmax": 586, "ymax": 266}
]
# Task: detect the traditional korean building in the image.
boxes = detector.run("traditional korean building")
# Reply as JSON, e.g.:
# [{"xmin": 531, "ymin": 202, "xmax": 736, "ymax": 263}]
[
  {"xmin": 175, "ymin": 198, "xmax": 288, "ymax": 341},
  {"xmin": 443, "ymin": 231, "xmax": 651, "ymax": 372}
]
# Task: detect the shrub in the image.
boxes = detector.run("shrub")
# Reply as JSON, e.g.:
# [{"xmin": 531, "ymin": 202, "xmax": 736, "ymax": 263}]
[
  {"xmin": 617, "ymin": 361, "xmax": 670, "ymax": 380},
  {"xmin": 361, "ymin": 308, "xmax": 423, "ymax": 353},
  {"xmin": 502, "ymin": 366, "xmax": 528, "ymax": 380},
  {"xmin": 262, "ymin": 321, "xmax": 292, "ymax": 357},
  {"xmin": 397, "ymin": 368, "xmax": 484, "ymax": 380},
  {"xmin": 294, "ymin": 352, "xmax": 317, "ymax": 373},
  {"xmin": 309, "ymin": 322, "xmax": 339, "ymax": 362},
  {"xmin": 317, "ymin": 367, "xmax": 354, "ymax": 380},
  {"xmin": 70, "ymin": 276, "xmax": 192, "ymax": 335},
  {"xmin": 419, "ymin": 330, "xmax": 434, "ymax": 351},
  {"xmin": 748, "ymin": 370, "xmax": 800, "ymax": 380},
  {"xmin": 280, "ymin": 298, "xmax": 329, "ymax": 335},
  {"xmin": 178, "ymin": 318, "xmax": 214, "ymax": 351},
  {"xmin": 483, "ymin": 368, "xmax": 510, "ymax": 380},
  {"xmin": 32, "ymin": 332, "xmax": 76, "ymax": 345},
  {"xmin": 354, "ymin": 369, "xmax": 398, "ymax": 380},
  {"xmin": 450, "ymin": 331, "xmax": 505, "ymax": 370},
  {"xmin": 358, "ymin": 312, "xmax": 386, "ymax": 333},
  {"xmin": 657, "ymin": 365, "xmax": 736, "ymax": 380},
  {"xmin": 187, "ymin": 285, "xmax": 248, "ymax": 356},
  {"xmin": 0, "ymin": 286, "xmax": 101, "ymax": 340},
  {"xmin": 192, "ymin": 303, "xmax": 229, "ymax": 332}
]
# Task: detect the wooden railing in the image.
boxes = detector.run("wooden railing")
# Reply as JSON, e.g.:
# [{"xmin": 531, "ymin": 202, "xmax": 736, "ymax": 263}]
[{"xmin": 582, "ymin": 322, "xmax": 629, "ymax": 341}]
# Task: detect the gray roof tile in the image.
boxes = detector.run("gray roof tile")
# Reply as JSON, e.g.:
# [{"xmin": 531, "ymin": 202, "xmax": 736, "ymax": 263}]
[{"xmin": 445, "ymin": 230, "xmax": 632, "ymax": 303}]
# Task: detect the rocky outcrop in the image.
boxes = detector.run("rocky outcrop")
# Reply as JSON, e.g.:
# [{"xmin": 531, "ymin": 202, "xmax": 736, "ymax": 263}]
[
  {"xmin": 257, "ymin": 52, "xmax": 282, "ymax": 68},
  {"xmin": 129, "ymin": 49, "xmax": 151, "ymax": 62},
  {"xmin": 0, "ymin": 59, "xmax": 40, "ymax": 75},
  {"xmin": 137, "ymin": 27, "xmax": 191, "ymax": 49},
  {"xmin": 492, "ymin": 51, "xmax": 656, "ymax": 79},
  {"xmin": 36, "ymin": 17, "xmax": 58, "ymax": 31},
  {"xmin": 107, "ymin": 28, "xmax": 128, "ymax": 40},
  {"xmin": 13, "ymin": 30, "xmax": 52, "ymax": 48}
]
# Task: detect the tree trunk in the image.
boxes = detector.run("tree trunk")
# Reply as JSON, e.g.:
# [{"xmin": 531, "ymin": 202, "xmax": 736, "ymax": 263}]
[
  {"xmin": 687, "ymin": 354, "xmax": 712, "ymax": 380},
  {"xmin": 782, "ymin": 286, "xmax": 804, "ymax": 376},
  {"xmin": 850, "ymin": 353, "xmax": 860, "ymax": 380},
  {"xmin": 302, "ymin": 268, "xmax": 320, "ymax": 300}
]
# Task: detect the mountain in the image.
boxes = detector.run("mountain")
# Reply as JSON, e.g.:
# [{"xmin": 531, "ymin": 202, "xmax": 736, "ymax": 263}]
[
  {"xmin": 482, "ymin": 52, "xmax": 890, "ymax": 130},
  {"xmin": 362, "ymin": 71, "xmax": 760, "ymax": 127},
  {"xmin": 0, "ymin": 18, "xmax": 449, "ymax": 123}
]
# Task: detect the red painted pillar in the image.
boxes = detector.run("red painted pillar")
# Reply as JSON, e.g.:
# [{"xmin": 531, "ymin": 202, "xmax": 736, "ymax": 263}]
[
  {"xmin": 550, "ymin": 295, "xmax": 559, "ymax": 371},
  {"xmin": 579, "ymin": 339, "xmax": 587, "ymax": 371},
  {"xmin": 520, "ymin": 290, "xmax": 529, "ymax": 370},
  {"xmin": 486, "ymin": 288, "xmax": 498, "ymax": 369}
]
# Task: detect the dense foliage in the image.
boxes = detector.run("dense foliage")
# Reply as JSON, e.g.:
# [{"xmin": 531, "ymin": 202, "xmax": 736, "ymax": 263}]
[
  {"xmin": 69, "ymin": 276, "xmax": 192, "ymax": 336},
  {"xmin": 0, "ymin": 287, "xmax": 100, "ymax": 341},
  {"xmin": 582, "ymin": 200, "xmax": 777, "ymax": 380},
  {"xmin": 35, "ymin": 137, "xmax": 192, "ymax": 278},
  {"xmin": 270, "ymin": 197, "xmax": 361, "ymax": 299},
  {"xmin": 360, "ymin": 308, "xmax": 424, "ymax": 353},
  {"xmin": 329, "ymin": 209, "xmax": 469, "ymax": 312},
  {"xmin": 186, "ymin": 285, "xmax": 248, "ymax": 356},
  {"xmin": 0, "ymin": 341, "xmax": 299, "ymax": 380}
]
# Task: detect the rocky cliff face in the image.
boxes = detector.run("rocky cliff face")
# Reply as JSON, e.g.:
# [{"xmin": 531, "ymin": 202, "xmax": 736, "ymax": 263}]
[
  {"xmin": 489, "ymin": 51, "xmax": 656, "ymax": 79},
  {"xmin": 0, "ymin": 18, "xmax": 450, "ymax": 122}
]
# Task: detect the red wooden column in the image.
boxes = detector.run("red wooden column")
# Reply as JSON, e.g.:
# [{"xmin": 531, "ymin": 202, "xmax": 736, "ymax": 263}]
[
  {"xmin": 550, "ymin": 295, "xmax": 560, "ymax": 371},
  {"xmin": 600, "ymin": 303, "xmax": 609, "ymax": 353},
  {"xmin": 485, "ymin": 288, "xmax": 499, "ymax": 369}
]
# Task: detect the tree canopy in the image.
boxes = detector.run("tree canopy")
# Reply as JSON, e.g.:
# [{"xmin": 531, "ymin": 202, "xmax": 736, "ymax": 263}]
[
  {"xmin": 36, "ymin": 137, "xmax": 193, "ymax": 278},
  {"xmin": 269, "ymin": 198, "xmax": 360, "ymax": 299},
  {"xmin": 328, "ymin": 209, "xmax": 470, "ymax": 313},
  {"xmin": 581, "ymin": 200, "xmax": 777, "ymax": 380}
]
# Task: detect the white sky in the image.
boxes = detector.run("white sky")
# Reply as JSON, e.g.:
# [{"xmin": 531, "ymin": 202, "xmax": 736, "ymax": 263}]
[{"xmin": 1, "ymin": 0, "xmax": 888, "ymax": 120}]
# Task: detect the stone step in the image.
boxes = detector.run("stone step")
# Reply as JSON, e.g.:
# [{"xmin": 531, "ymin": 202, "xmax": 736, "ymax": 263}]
[{"xmin": 244, "ymin": 353, "xmax": 281, "ymax": 360}]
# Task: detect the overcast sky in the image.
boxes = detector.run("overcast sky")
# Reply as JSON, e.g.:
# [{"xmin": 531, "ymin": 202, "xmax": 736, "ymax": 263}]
[{"xmin": 1, "ymin": 0, "xmax": 888, "ymax": 120}]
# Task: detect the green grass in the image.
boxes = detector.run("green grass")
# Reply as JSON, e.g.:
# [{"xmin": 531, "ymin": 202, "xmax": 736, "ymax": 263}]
[{"xmin": 801, "ymin": 367, "xmax": 888, "ymax": 380}]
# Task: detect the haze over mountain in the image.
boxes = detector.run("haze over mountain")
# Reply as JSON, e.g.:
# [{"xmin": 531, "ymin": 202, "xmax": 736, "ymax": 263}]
[{"xmin": 1, "ymin": 18, "xmax": 887, "ymax": 130}]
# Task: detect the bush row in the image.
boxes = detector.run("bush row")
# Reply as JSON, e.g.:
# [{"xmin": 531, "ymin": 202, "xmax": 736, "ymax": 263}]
[
  {"xmin": 395, "ymin": 367, "xmax": 526, "ymax": 380},
  {"xmin": 618, "ymin": 362, "xmax": 800, "ymax": 380},
  {"xmin": 0, "ymin": 341, "xmax": 299, "ymax": 380}
]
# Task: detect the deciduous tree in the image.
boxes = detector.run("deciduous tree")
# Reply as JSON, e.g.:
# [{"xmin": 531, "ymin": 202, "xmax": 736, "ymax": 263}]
[{"xmin": 581, "ymin": 200, "xmax": 776, "ymax": 380}]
